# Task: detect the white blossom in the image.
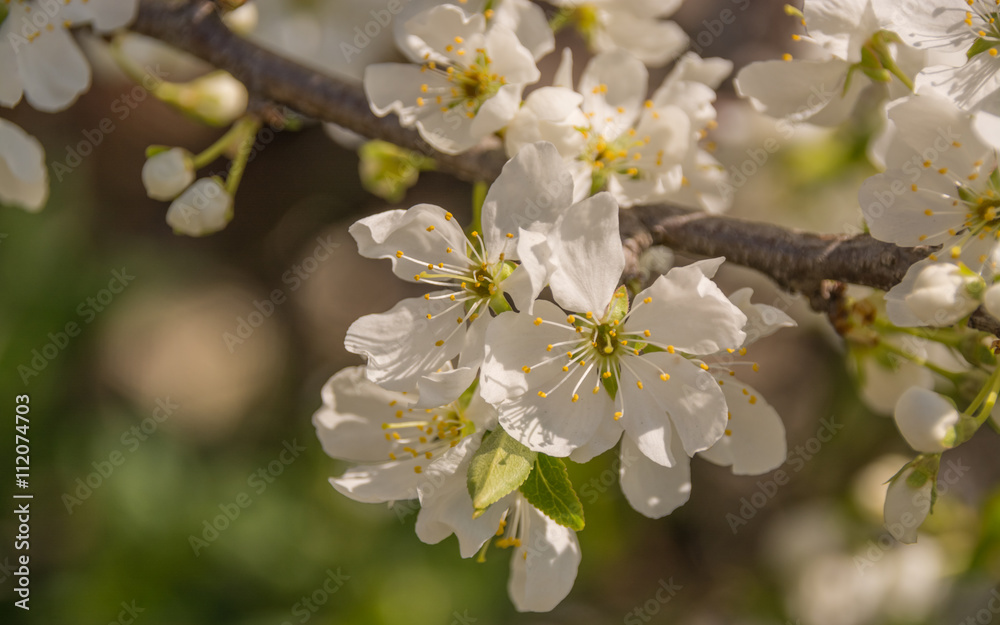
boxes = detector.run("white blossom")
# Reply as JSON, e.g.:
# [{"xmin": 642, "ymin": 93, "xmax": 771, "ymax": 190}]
[
  {"xmin": 142, "ymin": 148, "xmax": 196, "ymax": 201},
  {"xmin": 345, "ymin": 142, "xmax": 582, "ymax": 404},
  {"xmin": 884, "ymin": 462, "xmax": 934, "ymax": 544},
  {"xmin": 1, "ymin": 0, "xmax": 137, "ymax": 112},
  {"xmin": 893, "ymin": 387, "xmax": 959, "ymax": 453},
  {"xmin": 364, "ymin": 4, "xmax": 540, "ymax": 154},
  {"xmin": 165, "ymin": 177, "xmax": 233, "ymax": 237},
  {"xmin": 885, "ymin": 259, "xmax": 985, "ymax": 327},
  {"xmin": 0, "ymin": 118, "xmax": 48, "ymax": 211},
  {"xmin": 735, "ymin": 0, "xmax": 925, "ymax": 126}
]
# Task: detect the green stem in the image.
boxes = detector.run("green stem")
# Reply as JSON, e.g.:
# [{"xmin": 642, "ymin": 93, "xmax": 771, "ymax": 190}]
[
  {"xmin": 223, "ymin": 118, "xmax": 261, "ymax": 195},
  {"xmin": 192, "ymin": 119, "xmax": 253, "ymax": 169},
  {"xmin": 467, "ymin": 180, "xmax": 488, "ymax": 237},
  {"xmin": 879, "ymin": 341, "xmax": 963, "ymax": 383},
  {"xmin": 873, "ymin": 318, "xmax": 965, "ymax": 348}
]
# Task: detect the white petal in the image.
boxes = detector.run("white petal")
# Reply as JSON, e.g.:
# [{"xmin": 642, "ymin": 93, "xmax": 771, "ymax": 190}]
[
  {"xmin": 802, "ymin": 0, "xmax": 871, "ymax": 60},
  {"xmin": 884, "ymin": 465, "xmax": 933, "ymax": 544},
  {"xmin": 491, "ymin": 0, "xmax": 555, "ymax": 61},
  {"xmin": 664, "ymin": 52, "xmax": 732, "ymax": 90},
  {"xmin": 415, "ymin": 434, "xmax": 509, "ymax": 558},
  {"xmin": 860, "ymin": 172, "xmax": 965, "ymax": 247},
  {"xmin": 618, "ymin": 435, "xmax": 690, "ymax": 518},
  {"xmin": 470, "ymin": 83, "xmax": 524, "ymax": 139},
  {"xmin": 728, "ymin": 287, "xmax": 796, "ymax": 345},
  {"xmin": 547, "ymin": 192, "xmax": 624, "ymax": 315},
  {"xmin": 505, "ymin": 229, "xmax": 556, "ymax": 313},
  {"xmin": 734, "ymin": 58, "xmax": 850, "ymax": 122},
  {"xmin": 873, "ymin": 0, "xmax": 975, "ymax": 60},
  {"xmin": 624, "ymin": 351, "xmax": 729, "ymax": 459},
  {"xmin": 329, "ymin": 456, "xmax": 427, "ymax": 504},
  {"xmin": 700, "ymin": 379, "xmax": 787, "ymax": 475},
  {"xmin": 402, "ymin": 4, "xmax": 487, "ymax": 66},
  {"xmin": 349, "ymin": 204, "xmax": 469, "ymax": 283},
  {"xmin": 568, "ymin": 413, "xmax": 623, "ymax": 463},
  {"xmin": 484, "ymin": 22, "xmax": 541, "ymax": 85},
  {"xmin": 482, "ymin": 141, "xmax": 575, "ymax": 258},
  {"xmin": 345, "ymin": 294, "xmax": 468, "ymax": 392},
  {"xmin": 165, "ymin": 178, "xmax": 233, "ymax": 236},
  {"xmin": 312, "ymin": 366, "xmax": 415, "ymax": 463},
  {"xmin": 627, "ymin": 265, "xmax": 747, "ymax": 356},
  {"xmin": 16, "ymin": 25, "xmax": 91, "ymax": 112},
  {"xmin": 553, "ymin": 47, "xmax": 574, "ymax": 89},
  {"xmin": 592, "ymin": 11, "xmax": 687, "ymax": 67},
  {"xmin": 885, "ymin": 93, "xmax": 989, "ymax": 176},
  {"xmin": 893, "ymin": 387, "xmax": 959, "ymax": 453},
  {"xmin": 580, "ymin": 50, "xmax": 647, "ymax": 136},
  {"xmin": 508, "ymin": 502, "xmax": 581, "ymax": 612},
  {"xmin": 0, "ymin": 118, "xmax": 48, "ymax": 211}
]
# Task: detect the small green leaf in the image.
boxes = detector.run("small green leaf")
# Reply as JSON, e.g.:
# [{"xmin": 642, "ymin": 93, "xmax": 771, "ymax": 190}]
[
  {"xmin": 606, "ymin": 285, "xmax": 630, "ymax": 322},
  {"xmin": 467, "ymin": 429, "xmax": 536, "ymax": 517},
  {"xmin": 967, "ymin": 37, "xmax": 997, "ymax": 60},
  {"xmin": 520, "ymin": 455, "xmax": 585, "ymax": 531}
]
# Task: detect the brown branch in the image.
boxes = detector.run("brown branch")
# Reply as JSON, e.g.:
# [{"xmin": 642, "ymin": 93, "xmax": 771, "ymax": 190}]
[{"xmin": 131, "ymin": 0, "xmax": 1000, "ymax": 336}]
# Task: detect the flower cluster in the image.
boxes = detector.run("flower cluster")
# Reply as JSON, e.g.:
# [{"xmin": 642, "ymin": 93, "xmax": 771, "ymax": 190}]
[
  {"xmin": 314, "ymin": 141, "xmax": 793, "ymax": 611},
  {"xmin": 734, "ymin": 0, "xmax": 1000, "ymax": 547},
  {"xmin": 361, "ymin": 1, "xmax": 728, "ymax": 208}
]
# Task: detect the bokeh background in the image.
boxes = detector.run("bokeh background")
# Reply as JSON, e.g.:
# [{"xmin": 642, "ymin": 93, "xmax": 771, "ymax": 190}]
[{"xmin": 2, "ymin": 1, "xmax": 1000, "ymax": 624}]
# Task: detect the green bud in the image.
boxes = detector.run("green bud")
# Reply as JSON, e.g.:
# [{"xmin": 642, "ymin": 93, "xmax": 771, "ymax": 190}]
[{"xmin": 358, "ymin": 140, "xmax": 434, "ymax": 203}]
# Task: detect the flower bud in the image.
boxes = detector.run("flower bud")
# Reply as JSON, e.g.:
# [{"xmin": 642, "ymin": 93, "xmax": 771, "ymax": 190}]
[
  {"xmin": 142, "ymin": 147, "xmax": 195, "ymax": 201},
  {"xmin": 893, "ymin": 387, "xmax": 959, "ymax": 453},
  {"xmin": 166, "ymin": 178, "xmax": 233, "ymax": 236},
  {"xmin": 884, "ymin": 463, "xmax": 933, "ymax": 544},
  {"xmin": 223, "ymin": 2, "xmax": 258, "ymax": 34},
  {"xmin": 983, "ymin": 283, "xmax": 1000, "ymax": 320},
  {"xmin": 900, "ymin": 263, "xmax": 983, "ymax": 325},
  {"xmin": 160, "ymin": 71, "xmax": 248, "ymax": 127}
]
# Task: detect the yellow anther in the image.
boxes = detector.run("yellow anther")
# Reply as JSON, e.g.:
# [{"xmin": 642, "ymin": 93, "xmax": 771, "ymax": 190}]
[
  {"xmin": 613, "ymin": 411, "xmax": 623, "ymax": 420},
  {"xmin": 643, "ymin": 297, "xmax": 652, "ymax": 304},
  {"xmin": 572, "ymin": 394, "xmax": 579, "ymax": 403},
  {"xmin": 414, "ymin": 466, "xmax": 423, "ymax": 473},
  {"xmin": 636, "ymin": 381, "xmax": 643, "ymax": 390},
  {"xmin": 749, "ymin": 396, "xmax": 758, "ymax": 404},
  {"xmin": 534, "ymin": 317, "xmax": 543, "ymax": 326},
  {"xmin": 660, "ymin": 373, "xmax": 670, "ymax": 381},
  {"xmin": 426, "ymin": 225, "xmax": 435, "ymax": 231},
  {"xmin": 666, "ymin": 345, "xmax": 675, "ymax": 354},
  {"xmin": 522, "ymin": 366, "xmax": 531, "ymax": 373},
  {"xmin": 643, "ymin": 330, "xmax": 651, "ymax": 337},
  {"xmin": 602, "ymin": 371, "xmax": 612, "ymax": 379},
  {"xmin": 782, "ymin": 53, "xmax": 792, "ymax": 61},
  {"xmin": 567, "ymin": 315, "xmax": 576, "ymax": 323},
  {"xmin": 538, "ymin": 391, "xmax": 547, "ymax": 398}
]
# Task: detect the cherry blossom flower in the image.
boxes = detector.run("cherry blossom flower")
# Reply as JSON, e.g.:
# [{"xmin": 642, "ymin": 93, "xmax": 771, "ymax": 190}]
[
  {"xmin": 548, "ymin": 0, "xmax": 688, "ymax": 67},
  {"xmin": 873, "ymin": 0, "xmax": 1000, "ymax": 112},
  {"xmin": 480, "ymin": 196, "xmax": 747, "ymax": 465},
  {"xmin": 884, "ymin": 259, "xmax": 986, "ymax": 327},
  {"xmin": 617, "ymin": 283, "xmax": 793, "ymax": 518},
  {"xmin": 735, "ymin": 0, "xmax": 925, "ymax": 126},
  {"xmin": 345, "ymin": 142, "xmax": 582, "ymax": 405},
  {"xmin": 142, "ymin": 148, "xmax": 196, "ymax": 201},
  {"xmin": 860, "ymin": 94, "xmax": 1000, "ymax": 273},
  {"xmin": 364, "ymin": 4, "xmax": 540, "ymax": 154},
  {"xmin": 0, "ymin": 118, "xmax": 48, "ymax": 211},
  {"xmin": 506, "ymin": 49, "xmax": 699, "ymax": 207},
  {"xmin": 312, "ymin": 365, "xmax": 493, "ymax": 504},
  {"xmin": 884, "ymin": 458, "xmax": 936, "ymax": 544},
  {"xmin": 0, "ymin": 0, "xmax": 137, "ymax": 112}
]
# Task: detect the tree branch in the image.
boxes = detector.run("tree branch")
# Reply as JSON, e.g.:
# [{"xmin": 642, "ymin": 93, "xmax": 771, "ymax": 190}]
[{"xmin": 130, "ymin": 0, "xmax": 1000, "ymax": 336}]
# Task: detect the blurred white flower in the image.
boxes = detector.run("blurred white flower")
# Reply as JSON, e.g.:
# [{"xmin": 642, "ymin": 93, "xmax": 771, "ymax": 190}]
[
  {"xmin": 166, "ymin": 178, "xmax": 233, "ymax": 236},
  {"xmin": 549, "ymin": 0, "xmax": 688, "ymax": 67},
  {"xmin": 142, "ymin": 148, "xmax": 196, "ymax": 201},
  {"xmin": 893, "ymin": 387, "xmax": 959, "ymax": 453},
  {"xmin": 884, "ymin": 461, "xmax": 934, "ymax": 544},
  {"xmin": 885, "ymin": 260, "xmax": 985, "ymax": 327},
  {"xmin": 0, "ymin": 118, "xmax": 48, "ymax": 211},
  {"xmin": 735, "ymin": 0, "xmax": 924, "ymax": 126},
  {"xmin": 1, "ymin": 0, "xmax": 137, "ymax": 112}
]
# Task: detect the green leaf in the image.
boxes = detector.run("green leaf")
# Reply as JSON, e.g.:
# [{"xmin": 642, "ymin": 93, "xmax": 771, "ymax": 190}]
[
  {"xmin": 519, "ymin": 455, "xmax": 585, "ymax": 531},
  {"xmin": 967, "ymin": 37, "xmax": 997, "ymax": 60},
  {"xmin": 467, "ymin": 429, "xmax": 536, "ymax": 517},
  {"xmin": 606, "ymin": 285, "xmax": 630, "ymax": 322}
]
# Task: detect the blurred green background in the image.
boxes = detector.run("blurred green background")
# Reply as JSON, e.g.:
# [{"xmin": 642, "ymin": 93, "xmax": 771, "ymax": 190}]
[{"xmin": 2, "ymin": 1, "xmax": 1000, "ymax": 624}]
